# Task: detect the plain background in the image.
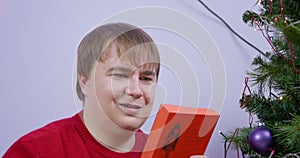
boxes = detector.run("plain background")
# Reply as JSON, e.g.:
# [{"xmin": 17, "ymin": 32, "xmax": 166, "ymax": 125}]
[{"xmin": 1, "ymin": 0, "xmax": 269, "ymax": 157}]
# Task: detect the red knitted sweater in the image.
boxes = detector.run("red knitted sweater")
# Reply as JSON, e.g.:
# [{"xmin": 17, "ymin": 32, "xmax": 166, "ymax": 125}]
[{"xmin": 3, "ymin": 112, "xmax": 148, "ymax": 158}]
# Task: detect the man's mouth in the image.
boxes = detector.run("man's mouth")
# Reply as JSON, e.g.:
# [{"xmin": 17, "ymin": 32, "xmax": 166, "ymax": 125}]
[{"xmin": 119, "ymin": 103, "xmax": 142, "ymax": 115}]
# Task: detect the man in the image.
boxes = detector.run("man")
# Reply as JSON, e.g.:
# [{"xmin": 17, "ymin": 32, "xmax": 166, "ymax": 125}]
[{"xmin": 4, "ymin": 23, "xmax": 160, "ymax": 157}]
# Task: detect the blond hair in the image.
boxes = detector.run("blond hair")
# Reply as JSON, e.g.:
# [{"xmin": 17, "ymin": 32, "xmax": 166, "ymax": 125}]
[{"xmin": 76, "ymin": 23, "xmax": 160, "ymax": 101}]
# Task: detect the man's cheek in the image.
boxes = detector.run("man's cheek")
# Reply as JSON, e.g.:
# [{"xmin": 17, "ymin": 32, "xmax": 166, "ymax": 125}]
[{"xmin": 145, "ymin": 84, "xmax": 157, "ymax": 104}]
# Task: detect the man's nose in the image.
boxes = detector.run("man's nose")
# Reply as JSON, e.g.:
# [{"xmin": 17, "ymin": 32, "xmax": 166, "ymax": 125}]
[{"xmin": 126, "ymin": 77, "xmax": 143, "ymax": 99}]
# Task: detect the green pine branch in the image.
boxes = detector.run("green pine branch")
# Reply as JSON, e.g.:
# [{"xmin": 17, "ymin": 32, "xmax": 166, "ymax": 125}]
[
  {"xmin": 274, "ymin": 115, "xmax": 300, "ymax": 152},
  {"xmin": 225, "ymin": 0, "xmax": 300, "ymax": 156}
]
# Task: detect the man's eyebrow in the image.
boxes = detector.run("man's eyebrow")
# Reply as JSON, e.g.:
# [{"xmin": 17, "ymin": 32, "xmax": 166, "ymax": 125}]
[
  {"xmin": 140, "ymin": 70, "xmax": 156, "ymax": 76},
  {"xmin": 107, "ymin": 66, "xmax": 156, "ymax": 76},
  {"xmin": 107, "ymin": 66, "xmax": 133, "ymax": 73}
]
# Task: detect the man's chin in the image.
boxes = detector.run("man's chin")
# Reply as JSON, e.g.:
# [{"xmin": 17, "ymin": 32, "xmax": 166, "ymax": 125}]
[{"xmin": 118, "ymin": 117, "xmax": 145, "ymax": 131}]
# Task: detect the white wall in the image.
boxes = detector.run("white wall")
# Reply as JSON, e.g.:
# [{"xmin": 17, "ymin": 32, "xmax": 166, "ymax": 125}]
[{"xmin": 0, "ymin": 0, "xmax": 269, "ymax": 157}]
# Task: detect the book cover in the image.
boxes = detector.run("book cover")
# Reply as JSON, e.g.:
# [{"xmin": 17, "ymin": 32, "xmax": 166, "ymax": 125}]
[{"xmin": 141, "ymin": 104, "xmax": 220, "ymax": 158}]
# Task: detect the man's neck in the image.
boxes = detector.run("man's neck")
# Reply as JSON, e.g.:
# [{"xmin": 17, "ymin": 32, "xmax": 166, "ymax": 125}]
[{"xmin": 82, "ymin": 106, "xmax": 136, "ymax": 152}]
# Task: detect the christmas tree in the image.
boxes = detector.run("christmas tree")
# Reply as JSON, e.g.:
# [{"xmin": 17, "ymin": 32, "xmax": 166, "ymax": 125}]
[{"xmin": 225, "ymin": 0, "xmax": 300, "ymax": 157}]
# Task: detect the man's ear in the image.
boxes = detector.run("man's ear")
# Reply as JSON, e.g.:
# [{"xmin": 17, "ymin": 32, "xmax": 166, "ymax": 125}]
[{"xmin": 78, "ymin": 74, "xmax": 89, "ymax": 95}]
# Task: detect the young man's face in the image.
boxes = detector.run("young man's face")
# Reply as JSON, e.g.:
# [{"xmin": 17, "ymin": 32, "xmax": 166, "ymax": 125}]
[{"xmin": 84, "ymin": 46, "xmax": 158, "ymax": 131}]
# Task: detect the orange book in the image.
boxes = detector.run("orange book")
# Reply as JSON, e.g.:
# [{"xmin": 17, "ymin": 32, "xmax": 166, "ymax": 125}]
[{"xmin": 141, "ymin": 104, "xmax": 220, "ymax": 158}]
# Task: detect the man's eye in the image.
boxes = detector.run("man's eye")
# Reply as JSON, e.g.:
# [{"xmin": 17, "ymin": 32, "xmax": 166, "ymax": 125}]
[
  {"xmin": 140, "ymin": 77, "xmax": 153, "ymax": 82},
  {"xmin": 112, "ymin": 73, "xmax": 128, "ymax": 79}
]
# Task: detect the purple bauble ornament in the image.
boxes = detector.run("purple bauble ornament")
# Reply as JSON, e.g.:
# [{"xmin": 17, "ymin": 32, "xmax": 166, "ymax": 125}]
[{"xmin": 248, "ymin": 126, "xmax": 274, "ymax": 154}]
